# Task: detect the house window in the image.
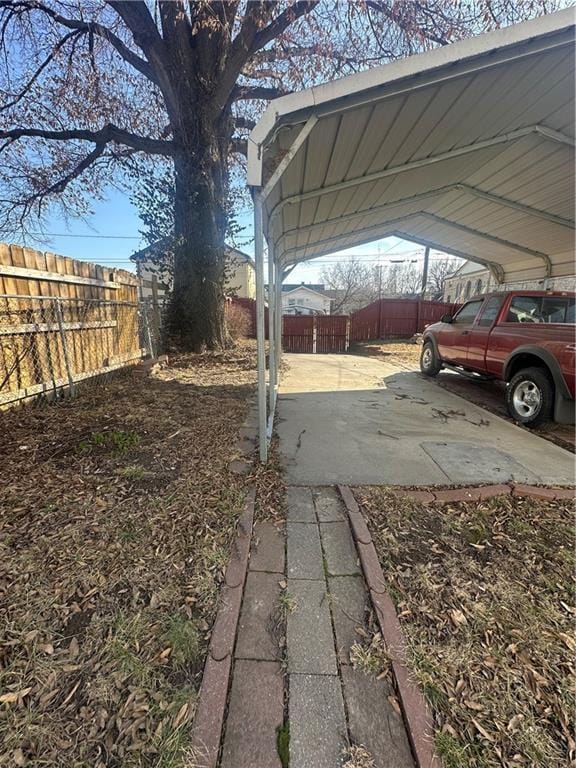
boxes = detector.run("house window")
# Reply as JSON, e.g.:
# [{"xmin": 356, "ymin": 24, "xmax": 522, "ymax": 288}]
[
  {"xmin": 464, "ymin": 280, "xmax": 472, "ymax": 299},
  {"xmin": 288, "ymin": 298, "xmax": 296, "ymax": 306},
  {"xmin": 476, "ymin": 279, "xmax": 483, "ymax": 295}
]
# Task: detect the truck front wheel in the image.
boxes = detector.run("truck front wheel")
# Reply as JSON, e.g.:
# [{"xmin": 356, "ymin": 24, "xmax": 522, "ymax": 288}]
[
  {"xmin": 506, "ymin": 367, "xmax": 554, "ymax": 426},
  {"xmin": 420, "ymin": 341, "xmax": 442, "ymax": 377}
]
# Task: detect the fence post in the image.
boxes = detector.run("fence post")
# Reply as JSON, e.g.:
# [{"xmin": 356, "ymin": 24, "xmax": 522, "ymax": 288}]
[
  {"xmin": 312, "ymin": 316, "xmax": 317, "ymax": 354},
  {"xmin": 151, "ymin": 275, "xmax": 161, "ymax": 348},
  {"xmin": 141, "ymin": 302, "xmax": 155, "ymax": 358},
  {"xmin": 55, "ymin": 299, "xmax": 75, "ymax": 397}
]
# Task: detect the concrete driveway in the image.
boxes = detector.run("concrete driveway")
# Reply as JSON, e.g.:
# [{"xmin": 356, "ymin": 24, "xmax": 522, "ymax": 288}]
[{"xmin": 277, "ymin": 354, "xmax": 575, "ymax": 487}]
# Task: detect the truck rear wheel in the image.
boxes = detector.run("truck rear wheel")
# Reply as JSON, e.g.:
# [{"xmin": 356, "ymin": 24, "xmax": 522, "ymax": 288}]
[
  {"xmin": 506, "ymin": 367, "xmax": 554, "ymax": 426},
  {"xmin": 420, "ymin": 341, "xmax": 442, "ymax": 377}
]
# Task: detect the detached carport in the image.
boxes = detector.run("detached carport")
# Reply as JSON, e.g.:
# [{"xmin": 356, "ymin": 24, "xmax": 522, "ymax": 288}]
[{"xmin": 247, "ymin": 9, "xmax": 575, "ymax": 462}]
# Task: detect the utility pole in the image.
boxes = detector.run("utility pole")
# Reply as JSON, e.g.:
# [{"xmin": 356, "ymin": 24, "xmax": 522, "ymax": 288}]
[{"xmin": 421, "ymin": 247, "xmax": 430, "ymax": 298}]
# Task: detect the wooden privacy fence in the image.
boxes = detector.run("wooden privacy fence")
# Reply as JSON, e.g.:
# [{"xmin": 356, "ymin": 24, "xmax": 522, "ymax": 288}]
[
  {"xmin": 229, "ymin": 297, "xmax": 456, "ymax": 352},
  {"xmin": 349, "ymin": 298, "xmax": 459, "ymax": 341},
  {"xmin": 0, "ymin": 243, "xmax": 143, "ymax": 408},
  {"xmin": 283, "ymin": 315, "xmax": 349, "ymax": 353}
]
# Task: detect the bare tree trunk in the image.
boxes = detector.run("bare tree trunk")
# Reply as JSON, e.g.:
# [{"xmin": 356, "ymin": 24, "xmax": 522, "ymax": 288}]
[{"xmin": 167, "ymin": 117, "xmax": 230, "ymax": 351}]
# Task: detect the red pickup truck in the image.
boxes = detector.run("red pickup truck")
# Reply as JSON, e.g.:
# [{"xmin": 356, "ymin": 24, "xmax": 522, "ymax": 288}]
[{"xmin": 420, "ymin": 291, "xmax": 575, "ymax": 426}]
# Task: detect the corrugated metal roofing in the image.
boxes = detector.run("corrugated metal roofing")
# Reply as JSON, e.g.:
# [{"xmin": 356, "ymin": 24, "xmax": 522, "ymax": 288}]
[{"xmin": 248, "ymin": 9, "xmax": 575, "ymax": 283}]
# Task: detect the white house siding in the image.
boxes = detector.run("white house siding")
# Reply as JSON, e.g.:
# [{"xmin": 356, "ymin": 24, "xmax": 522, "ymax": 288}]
[
  {"xmin": 443, "ymin": 261, "xmax": 576, "ymax": 303},
  {"xmin": 136, "ymin": 250, "xmax": 256, "ymax": 300},
  {"xmin": 282, "ymin": 286, "xmax": 331, "ymax": 315}
]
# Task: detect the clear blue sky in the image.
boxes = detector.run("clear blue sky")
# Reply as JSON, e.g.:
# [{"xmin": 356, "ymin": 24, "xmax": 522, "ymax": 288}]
[{"xmin": 28, "ymin": 186, "xmax": 144, "ymax": 272}]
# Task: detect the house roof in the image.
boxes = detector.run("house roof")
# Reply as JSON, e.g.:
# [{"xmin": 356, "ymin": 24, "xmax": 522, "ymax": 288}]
[
  {"xmin": 282, "ymin": 284, "xmax": 330, "ymax": 299},
  {"xmin": 131, "ymin": 240, "xmax": 254, "ymax": 268},
  {"xmin": 281, "ymin": 283, "xmax": 326, "ymax": 293},
  {"xmin": 248, "ymin": 9, "xmax": 575, "ymax": 284},
  {"xmin": 446, "ymin": 260, "xmax": 490, "ymax": 280}
]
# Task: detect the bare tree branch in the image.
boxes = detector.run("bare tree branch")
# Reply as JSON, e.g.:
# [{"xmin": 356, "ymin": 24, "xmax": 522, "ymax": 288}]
[
  {"xmin": 1, "ymin": 0, "xmax": 158, "ymax": 83},
  {"xmin": 0, "ymin": 125, "xmax": 175, "ymax": 155},
  {"xmin": 232, "ymin": 85, "xmax": 289, "ymax": 101},
  {"xmin": 0, "ymin": 29, "xmax": 80, "ymax": 111},
  {"xmin": 230, "ymin": 137, "xmax": 247, "ymax": 156},
  {"xmin": 365, "ymin": 0, "xmax": 450, "ymax": 46},
  {"xmin": 233, "ymin": 116, "xmax": 256, "ymax": 131},
  {"xmin": 250, "ymin": 1, "xmax": 320, "ymax": 53}
]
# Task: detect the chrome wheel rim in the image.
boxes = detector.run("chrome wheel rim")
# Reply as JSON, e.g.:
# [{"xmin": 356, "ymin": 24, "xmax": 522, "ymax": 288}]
[
  {"xmin": 512, "ymin": 380, "xmax": 541, "ymax": 418},
  {"xmin": 422, "ymin": 347, "xmax": 433, "ymax": 369}
]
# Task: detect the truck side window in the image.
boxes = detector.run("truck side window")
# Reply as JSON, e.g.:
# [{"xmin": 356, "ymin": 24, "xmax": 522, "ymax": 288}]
[
  {"xmin": 506, "ymin": 296, "xmax": 542, "ymax": 323},
  {"xmin": 477, "ymin": 296, "xmax": 504, "ymax": 327},
  {"xmin": 541, "ymin": 297, "xmax": 575, "ymax": 324},
  {"xmin": 453, "ymin": 299, "xmax": 483, "ymax": 324}
]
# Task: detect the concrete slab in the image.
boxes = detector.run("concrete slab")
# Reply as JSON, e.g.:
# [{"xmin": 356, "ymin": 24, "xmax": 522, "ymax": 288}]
[
  {"xmin": 421, "ymin": 441, "xmax": 540, "ymax": 484},
  {"xmin": 341, "ymin": 666, "xmax": 414, "ymax": 768},
  {"xmin": 313, "ymin": 487, "xmax": 347, "ymax": 522},
  {"xmin": 278, "ymin": 355, "xmax": 575, "ymax": 486},
  {"xmin": 287, "ymin": 522, "xmax": 324, "ymax": 580},
  {"xmin": 286, "ymin": 486, "xmax": 316, "ymax": 522},
  {"xmin": 320, "ymin": 521, "xmax": 360, "ymax": 576},
  {"xmin": 221, "ymin": 660, "xmax": 284, "ymax": 768},
  {"xmin": 289, "ymin": 674, "xmax": 347, "ymax": 768},
  {"xmin": 250, "ymin": 521, "xmax": 285, "ymax": 574},
  {"xmin": 287, "ymin": 579, "xmax": 337, "ymax": 675},
  {"xmin": 328, "ymin": 576, "xmax": 369, "ymax": 666},
  {"xmin": 235, "ymin": 571, "xmax": 281, "ymax": 662}
]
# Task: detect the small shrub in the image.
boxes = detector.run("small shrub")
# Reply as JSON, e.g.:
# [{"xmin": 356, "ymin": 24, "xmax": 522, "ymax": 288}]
[{"xmin": 225, "ymin": 303, "xmax": 252, "ymax": 341}]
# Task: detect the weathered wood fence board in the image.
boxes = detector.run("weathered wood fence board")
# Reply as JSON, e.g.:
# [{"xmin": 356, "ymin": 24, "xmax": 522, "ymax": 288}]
[{"xmin": 0, "ymin": 243, "xmax": 142, "ymax": 408}]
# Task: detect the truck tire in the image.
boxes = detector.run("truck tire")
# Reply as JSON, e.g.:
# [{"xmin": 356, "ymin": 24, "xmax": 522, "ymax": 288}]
[
  {"xmin": 420, "ymin": 341, "xmax": 442, "ymax": 377},
  {"xmin": 506, "ymin": 367, "xmax": 554, "ymax": 426}
]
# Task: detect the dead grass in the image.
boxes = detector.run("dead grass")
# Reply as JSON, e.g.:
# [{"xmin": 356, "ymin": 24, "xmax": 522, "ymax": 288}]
[
  {"xmin": 357, "ymin": 488, "xmax": 575, "ymax": 768},
  {"xmin": 350, "ymin": 340, "xmax": 421, "ymax": 369},
  {"xmin": 0, "ymin": 342, "xmax": 257, "ymax": 767}
]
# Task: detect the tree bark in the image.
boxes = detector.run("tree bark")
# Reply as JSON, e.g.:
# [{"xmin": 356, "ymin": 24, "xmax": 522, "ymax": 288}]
[{"xmin": 166, "ymin": 113, "xmax": 230, "ymax": 351}]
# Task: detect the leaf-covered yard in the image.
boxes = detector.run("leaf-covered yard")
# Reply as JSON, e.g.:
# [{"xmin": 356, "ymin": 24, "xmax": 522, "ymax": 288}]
[
  {"xmin": 0, "ymin": 344, "xmax": 258, "ymax": 767},
  {"xmin": 356, "ymin": 488, "xmax": 575, "ymax": 768}
]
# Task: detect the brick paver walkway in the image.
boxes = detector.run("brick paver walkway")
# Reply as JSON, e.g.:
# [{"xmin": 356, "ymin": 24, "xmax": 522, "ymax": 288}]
[
  {"xmin": 286, "ymin": 486, "xmax": 414, "ymax": 768},
  {"xmin": 218, "ymin": 485, "xmax": 414, "ymax": 767},
  {"xmin": 220, "ymin": 519, "xmax": 285, "ymax": 768}
]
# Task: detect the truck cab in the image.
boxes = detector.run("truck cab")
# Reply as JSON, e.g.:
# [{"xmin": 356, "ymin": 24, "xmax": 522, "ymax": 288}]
[{"xmin": 420, "ymin": 291, "xmax": 575, "ymax": 426}]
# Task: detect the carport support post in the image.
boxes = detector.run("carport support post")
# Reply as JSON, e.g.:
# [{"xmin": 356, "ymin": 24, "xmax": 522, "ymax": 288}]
[
  {"xmin": 268, "ymin": 244, "xmax": 276, "ymax": 420},
  {"xmin": 275, "ymin": 268, "xmax": 282, "ymax": 382},
  {"xmin": 254, "ymin": 192, "xmax": 268, "ymax": 462}
]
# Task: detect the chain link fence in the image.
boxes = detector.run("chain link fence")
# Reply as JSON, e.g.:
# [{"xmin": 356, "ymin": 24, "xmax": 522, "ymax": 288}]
[{"xmin": 0, "ymin": 294, "xmax": 147, "ymax": 409}]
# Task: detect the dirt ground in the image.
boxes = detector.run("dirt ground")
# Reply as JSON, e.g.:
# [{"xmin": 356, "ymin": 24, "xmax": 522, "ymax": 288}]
[
  {"xmin": 349, "ymin": 339, "xmax": 421, "ymax": 370},
  {"xmin": 357, "ymin": 488, "xmax": 575, "ymax": 768},
  {"xmin": 351, "ymin": 340, "xmax": 575, "ymax": 453},
  {"xmin": 0, "ymin": 343, "xmax": 258, "ymax": 767}
]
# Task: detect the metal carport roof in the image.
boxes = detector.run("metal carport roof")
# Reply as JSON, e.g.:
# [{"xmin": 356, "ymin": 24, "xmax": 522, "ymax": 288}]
[{"xmin": 248, "ymin": 9, "xmax": 576, "ymax": 460}]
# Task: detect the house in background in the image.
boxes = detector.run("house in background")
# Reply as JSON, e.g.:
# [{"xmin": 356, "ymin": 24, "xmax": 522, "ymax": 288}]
[
  {"xmin": 131, "ymin": 241, "xmax": 256, "ymax": 300},
  {"xmin": 281, "ymin": 283, "xmax": 332, "ymax": 315},
  {"xmin": 443, "ymin": 261, "xmax": 492, "ymax": 303},
  {"xmin": 443, "ymin": 260, "xmax": 576, "ymax": 303}
]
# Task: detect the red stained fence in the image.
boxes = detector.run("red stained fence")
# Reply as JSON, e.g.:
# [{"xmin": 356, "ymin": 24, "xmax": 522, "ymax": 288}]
[
  {"xmin": 283, "ymin": 315, "xmax": 350, "ymax": 353},
  {"xmin": 228, "ymin": 297, "xmax": 458, "ymax": 352},
  {"xmin": 349, "ymin": 298, "xmax": 459, "ymax": 342},
  {"xmin": 226, "ymin": 297, "xmax": 268, "ymax": 338}
]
